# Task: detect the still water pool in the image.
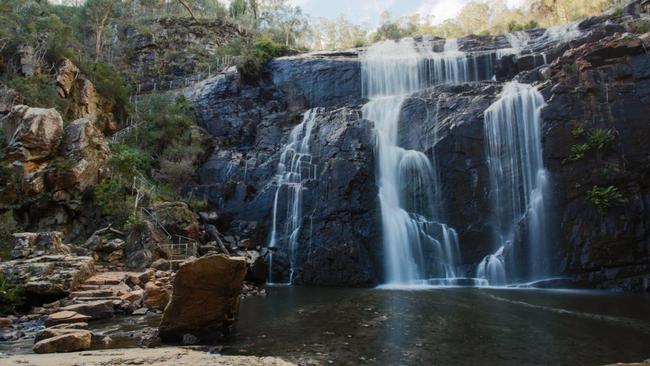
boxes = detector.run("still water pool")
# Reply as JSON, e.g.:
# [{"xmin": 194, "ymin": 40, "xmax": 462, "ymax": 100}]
[{"xmin": 223, "ymin": 286, "xmax": 650, "ymax": 365}]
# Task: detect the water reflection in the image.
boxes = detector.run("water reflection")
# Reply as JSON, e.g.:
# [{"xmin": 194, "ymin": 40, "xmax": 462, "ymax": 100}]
[{"xmin": 226, "ymin": 287, "xmax": 650, "ymax": 365}]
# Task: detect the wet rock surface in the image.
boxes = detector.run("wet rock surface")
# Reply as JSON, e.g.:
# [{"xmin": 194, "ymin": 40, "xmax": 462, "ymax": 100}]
[
  {"xmin": 539, "ymin": 31, "xmax": 650, "ymax": 290},
  {"xmin": 187, "ymin": 5, "xmax": 650, "ymax": 289}
]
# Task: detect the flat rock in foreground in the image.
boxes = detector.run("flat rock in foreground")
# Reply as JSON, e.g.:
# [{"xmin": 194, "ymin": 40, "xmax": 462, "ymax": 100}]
[
  {"xmin": 158, "ymin": 254, "xmax": 247, "ymax": 342},
  {"xmin": 0, "ymin": 347, "xmax": 295, "ymax": 365}
]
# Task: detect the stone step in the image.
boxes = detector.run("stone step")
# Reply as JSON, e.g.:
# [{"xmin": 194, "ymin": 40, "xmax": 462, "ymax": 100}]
[
  {"xmin": 78, "ymin": 284, "xmax": 102, "ymax": 291},
  {"xmin": 60, "ymin": 300, "xmax": 115, "ymax": 320},
  {"xmin": 69, "ymin": 290, "xmax": 115, "ymax": 298},
  {"xmin": 45, "ymin": 311, "xmax": 93, "ymax": 326},
  {"xmin": 72, "ymin": 296, "xmax": 122, "ymax": 302},
  {"xmin": 84, "ymin": 278, "xmax": 122, "ymax": 286}
]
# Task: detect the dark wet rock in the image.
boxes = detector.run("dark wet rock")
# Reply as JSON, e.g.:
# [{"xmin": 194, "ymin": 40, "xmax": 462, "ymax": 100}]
[
  {"xmin": 540, "ymin": 32, "xmax": 650, "ymax": 290},
  {"xmin": 125, "ymin": 220, "xmax": 170, "ymax": 270},
  {"xmin": 181, "ymin": 333, "xmax": 200, "ymax": 345},
  {"xmin": 268, "ymin": 51, "xmax": 362, "ymax": 108},
  {"xmin": 187, "ymin": 10, "xmax": 650, "ymax": 290},
  {"xmin": 400, "ymin": 84, "xmax": 499, "ymax": 267}
]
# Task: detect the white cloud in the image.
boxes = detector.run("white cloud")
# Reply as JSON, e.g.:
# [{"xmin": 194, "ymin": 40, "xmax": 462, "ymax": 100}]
[{"xmin": 416, "ymin": 0, "xmax": 468, "ymax": 24}]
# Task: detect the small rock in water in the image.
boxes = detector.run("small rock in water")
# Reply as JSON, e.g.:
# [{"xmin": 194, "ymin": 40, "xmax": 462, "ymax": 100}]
[
  {"xmin": 182, "ymin": 333, "xmax": 200, "ymax": 345},
  {"xmin": 0, "ymin": 317, "xmax": 14, "ymax": 328},
  {"xmin": 132, "ymin": 308, "xmax": 148, "ymax": 316},
  {"xmin": 208, "ymin": 345, "xmax": 223, "ymax": 355}
]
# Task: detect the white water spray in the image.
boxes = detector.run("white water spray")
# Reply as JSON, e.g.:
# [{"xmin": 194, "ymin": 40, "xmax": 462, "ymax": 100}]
[
  {"xmin": 268, "ymin": 108, "xmax": 320, "ymax": 283},
  {"xmin": 362, "ymin": 39, "xmax": 471, "ymax": 286},
  {"xmin": 478, "ymin": 82, "xmax": 550, "ymax": 285}
]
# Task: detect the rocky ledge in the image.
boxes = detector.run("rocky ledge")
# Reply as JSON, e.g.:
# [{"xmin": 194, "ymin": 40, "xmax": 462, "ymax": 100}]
[{"xmin": 0, "ymin": 347, "xmax": 295, "ymax": 366}]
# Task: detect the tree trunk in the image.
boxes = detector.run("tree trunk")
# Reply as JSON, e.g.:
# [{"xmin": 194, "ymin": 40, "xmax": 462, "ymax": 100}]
[
  {"xmin": 94, "ymin": 1, "xmax": 117, "ymax": 63},
  {"xmin": 177, "ymin": 0, "xmax": 197, "ymax": 21}
]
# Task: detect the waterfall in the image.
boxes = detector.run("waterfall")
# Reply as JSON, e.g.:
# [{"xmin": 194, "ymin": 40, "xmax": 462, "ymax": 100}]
[
  {"xmin": 478, "ymin": 82, "xmax": 549, "ymax": 285},
  {"xmin": 422, "ymin": 39, "xmax": 472, "ymax": 85},
  {"xmin": 268, "ymin": 108, "xmax": 320, "ymax": 283},
  {"xmin": 362, "ymin": 39, "xmax": 468, "ymax": 286},
  {"xmin": 477, "ymin": 246, "xmax": 507, "ymax": 286}
]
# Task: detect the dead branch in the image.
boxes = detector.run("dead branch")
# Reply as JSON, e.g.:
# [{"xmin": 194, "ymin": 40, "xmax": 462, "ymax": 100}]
[{"xmin": 177, "ymin": 0, "xmax": 197, "ymax": 21}]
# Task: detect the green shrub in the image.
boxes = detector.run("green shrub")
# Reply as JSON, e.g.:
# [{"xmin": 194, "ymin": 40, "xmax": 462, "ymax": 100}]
[
  {"xmin": 508, "ymin": 20, "xmax": 539, "ymax": 32},
  {"xmin": 564, "ymin": 143, "xmax": 590, "ymax": 163},
  {"xmin": 628, "ymin": 19, "xmax": 650, "ymax": 34},
  {"xmin": 125, "ymin": 211, "xmax": 145, "ymax": 231},
  {"xmin": 0, "ymin": 272, "xmax": 24, "ymax": 315},
  {"xmin": 562, "ymin": 63, "xmax": 578, "ymax": 76},
  {"xmin": 586, "ymin": 185, "xmax": 628, "ymax": 214},
  {"xmin": 587, "ymin": 128, "xmax": 615, "ymax": 150},
  {"xmin": 133, "ymin": 94, "xmax": 195, "ymax": 155},
  {"xmin": 571, "ymin": 127, "xmax": 586, "ymax": 138},
  {"xmin": 77, "ymin": 61, "xmax": 132, "ymax": 121},
  {"xmin": 7, "ymin": 75, "xmax": 64, "ymax": 110},
  {"xmin": 237, "ymin": 36, "xmax": 289, "ymax": 82},
  {"xmin": 92, "ymin": 179, "xmax": 133, "ymax": 227},
  {"xmin": 185, "ymin": 195, "xmax": 208, "ymax": 211},
  {"xmin": 563, "ymin": 128, "xmax": 616, "ymax": 163},
  {"xmin": 109, "ymin": 142, "xmax": 151, "ymax": 178}
]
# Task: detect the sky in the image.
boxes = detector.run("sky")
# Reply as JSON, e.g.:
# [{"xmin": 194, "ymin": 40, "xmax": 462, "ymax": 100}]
[
  {"xmin": 49, "ymin": 0, "xmax": 529, "ymax": 27},
  {"xmin": 286, "ymin": 0, "xmax": 528, "ymax": 26}
]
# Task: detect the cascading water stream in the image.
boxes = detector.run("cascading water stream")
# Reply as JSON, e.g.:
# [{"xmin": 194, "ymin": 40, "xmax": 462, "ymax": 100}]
[
  {"xmin": 362, "ymin": 39, "xmax": 470, "ymax": 286},
  {"xmin": 268, "ymin": 108, "xmax": 320, "ymax": 284},
  {"xmin": 478, "ymin": 81, "xmax": 550, "ymax": 286}
]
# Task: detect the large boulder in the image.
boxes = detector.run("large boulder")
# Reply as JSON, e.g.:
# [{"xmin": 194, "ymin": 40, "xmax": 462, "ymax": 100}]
[
  {"xmin": 0, "ymin": 255, "xmax": 95, "ymax": 305},
  {"xmin": 143, "ymin": 281, "xmax": 171, "ymax": 310},
  {"xmin": 47, "ymin": 117, "xmax": 111, "ymax": 192},
  {"xmin": 55, "ymin": 58, "xmax": 80, "ymax": 98},
  {"xmin": 55, "ymin": 58, "xmax": 104, "ymax": 126},
  {"xmin": 33, "ymin": 330, "xmax": 92, "ymax": 354},
  {"xmin": 158, "ymin": 255, "xmax": 247, "ymax": 342},
  {"xmin": 10, "ymin": 231, "xmax": 71, "ymax": 259},
  {"xmin": 72, "ymin": 79, "xmax": 99, "ymax": 122},
  {"xmin": 5, "ymin": 105, "xmax": 63, "ymax": 162},
  {"xmin": 149, "ymin": 202, "xmax": 201, "ymax": 240},
  {"xmin": 125, "ymin": 220, "xmax": 170, "ymax": 269}
]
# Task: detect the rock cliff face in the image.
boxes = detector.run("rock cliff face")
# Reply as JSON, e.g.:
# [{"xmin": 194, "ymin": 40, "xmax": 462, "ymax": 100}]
[
  {"xmin": 121, "ymin": 18, "xmax": 245, "ymax": 93},
  {"xmin": 190, "ymin": 72, "xmax": 380, "ymax": 285},
  {"xmin": 190, "ymin": 3, "xmax": 650, "ymax": 290},
  {"xmin": 0, "ymin": 104, "xmax": 112, "ymax": 242},
  {"xmin": 540, "ymin": 32, "xmax": 650, "ymax": 290}
]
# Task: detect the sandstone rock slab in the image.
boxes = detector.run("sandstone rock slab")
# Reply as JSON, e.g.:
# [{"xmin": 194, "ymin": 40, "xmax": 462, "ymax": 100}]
[
  {"xmin": 158, "ymin": 255, "xmax": 247, "ymax": 342},
  {"xmin": 33, "ymin": 330, "xmax": 92, "ymax": 354}
]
